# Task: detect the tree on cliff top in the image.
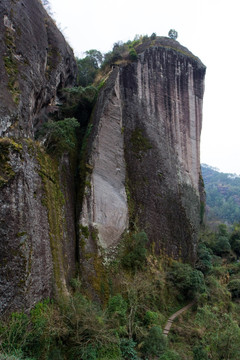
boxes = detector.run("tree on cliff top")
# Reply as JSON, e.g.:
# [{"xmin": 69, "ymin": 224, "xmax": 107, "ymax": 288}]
[{"xmin": 76, "ymin": 50, "xmax": 103, "ymax": 86}]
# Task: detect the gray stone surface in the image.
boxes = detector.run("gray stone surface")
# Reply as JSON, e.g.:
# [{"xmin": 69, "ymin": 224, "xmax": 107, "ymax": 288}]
[
  {"xmin": 0, "ymin": 0, "xmax": 77, "ymax": 314},
  {"xmin": 80, "ymin": 70, "xmax": 129, "ymax": 251},
  {"xmin": 0, "ymin": 0, "xmax": 77, "ymax": 138},
  {"xmin": 80, "ymin": 39, "xmax": 206, "ymax": 263}
]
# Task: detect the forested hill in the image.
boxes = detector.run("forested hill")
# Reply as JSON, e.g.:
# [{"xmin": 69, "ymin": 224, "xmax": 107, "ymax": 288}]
[{"xmin": 201, "ymin": 164, "xmax": 240, "ymax": 226}]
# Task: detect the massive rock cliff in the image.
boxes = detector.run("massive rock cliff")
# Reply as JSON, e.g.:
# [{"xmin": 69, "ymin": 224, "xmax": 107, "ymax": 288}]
[
  {"xmin": 79, "ymin": 38, "xmax": 206, "ymax": 267},
  {"xmin": 0, "ymin": 1, "xmax": 206, "ymax": 314},
  {"xmin": 0, "ymin": 0, "xmax": 77, "ymax": 314}
]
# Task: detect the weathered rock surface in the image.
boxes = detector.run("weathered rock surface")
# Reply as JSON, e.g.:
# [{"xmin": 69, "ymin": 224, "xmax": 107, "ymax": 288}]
[
  {"xmin": 0, "ymin": 0, "xmax": 76, "ymax": 138},
  {"xmin": 0, "ymin": 0, "xmax": 77, "ymax": 314},
  {"xmin": 79, "ymin": 38, "xmax": 206, "ymax": 263},
  {"xmin": 80, "ymin": 70, "xmax": 128, "ymax": 251},
  {"xmin": 0, "ymin": 2, "xmax": 206, "ymax": 315}
]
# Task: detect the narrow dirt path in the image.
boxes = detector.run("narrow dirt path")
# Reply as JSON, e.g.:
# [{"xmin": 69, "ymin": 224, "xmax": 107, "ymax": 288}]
[{"xmin": 163, "ymin": 302, "xmax": 194, "ymax": 336}]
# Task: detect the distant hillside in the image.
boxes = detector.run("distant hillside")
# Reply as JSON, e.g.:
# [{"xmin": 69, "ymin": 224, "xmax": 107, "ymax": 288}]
[{"xmin": 201, "ymin": 164, "xmax": 240, "ymax": 226}]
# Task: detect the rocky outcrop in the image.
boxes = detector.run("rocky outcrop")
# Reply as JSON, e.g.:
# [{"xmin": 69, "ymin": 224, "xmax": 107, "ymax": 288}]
[
  {"xmin": 0, "ymin": 0, "xmax": 77, "ymax": 314},
  {"xmin": 0, "ymin": 0, "xmax": 76, "ymax": 138},
  {"xmin": 79, "ymin": 38, "xmax": 206, "ymax": 263},
  {"xmin": 0, "ymin": 2, "xmax": 205, "ymax": 314},
  {"xmin": 80, "ymin": 70, "xmax": 128, "ymax": 251}
]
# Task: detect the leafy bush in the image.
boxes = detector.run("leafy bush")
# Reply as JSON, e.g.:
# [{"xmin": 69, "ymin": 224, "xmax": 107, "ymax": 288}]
[
  {"xmin": 213, "ymin": 236, "xmax": 231, "ymax": 256},
  {"xmin": 121, "ymin": 232, "xmax": 148, "ymax": 272},
  {"xmin": 159, "ymin": 350, "xmax": 181, "ymax": 360},
  {"xmin": 196, "ymin": 242, "xmax": 213, "ymax": 274},
  {"xmin": 228, "ymin": 279, "xmax": 240, "ymax": 298},
  {"xmin": 193, "ymin": 345, "xmax": 208, "ymax": 360},
  {"xmin": 0, "ymin": 312, "xmax": 30, "ymax": 355},
  {"xmin": 167, "ymin": 262, "xmax": 205, "ymax": 299},
  {"xmin": 107, "ymin": 294, "xmax": 127, "ymax": 325},
  {"xmin": 79, "ymin": 345, "xmax": 97, "ymax": 360},
  {"xmin": 37, "ymin": 117, "xmax": 80, "ymax": 154},
  {"xmin": 129, "ymin": 48, "xmax": 138, "ymax": 61},
  {"xmin": 97, "ymin": 343, "xmax": 121, "ymax": 360},
  {"xmin": 144, "ymin": 310, "xmax": 159, "ymax": 326},
  {"xmin": 0, "ymin": 300, "xmax": 62, "ymax": 360},
  {"xmin": 76, "ymin": 50, "xmax": 102, "ymax": 86},
  {"xmin": 230, "ymin": 228, "xmax": 240, "ymax": 257},
  {"xmin": 120, "ymin": 338, "xmax": 139, "ymax": 360},
  {"xmin": 141, "ymin": 326, "xmax": 167, "ymax": 358}
]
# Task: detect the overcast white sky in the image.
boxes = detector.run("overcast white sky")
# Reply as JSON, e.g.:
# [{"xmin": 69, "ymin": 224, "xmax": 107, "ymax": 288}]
[{"xmin": 50, "ymin": 0, "xmax": 240, "ymax": 175}]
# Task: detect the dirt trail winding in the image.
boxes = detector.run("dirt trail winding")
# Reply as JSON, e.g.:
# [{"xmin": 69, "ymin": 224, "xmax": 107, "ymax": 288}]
[{"xmin": 163, "ymin": 302, "xmax": 194, "ymax": 336}]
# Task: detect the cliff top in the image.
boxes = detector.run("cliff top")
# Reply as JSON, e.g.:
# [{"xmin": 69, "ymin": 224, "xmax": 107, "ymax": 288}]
[{"xmin": 135, "ymin": 36, "xmax": 206, "ymax": 68}]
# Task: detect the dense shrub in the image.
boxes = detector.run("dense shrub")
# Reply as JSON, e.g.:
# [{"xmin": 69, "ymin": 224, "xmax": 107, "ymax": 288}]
[
  {"xmin": 213, "ymin": 236, "xmax": 231, "ymax": 256},
  {"xmin": 97, "ymin": 343, "xmax": 121, "ymax": 360},
  {"xmin": 196, "ymin": 242, "xmax": 213, "ymax": 274},
  {"xmin": 167, "ymin": 262, "xmax": 205, "ymax": 299},
  {"xmin": 212, "ymin": 224, "xmax": 231, "ymax": 256},
  {"xmin": 142, "ymin": 326, "xmax": 167, "ymax": 358},
  {"xmin": 121, "ymin": 232, "xmax": 148, "ymax": 272},
  {"xmin": 129, "ymin": 48, "xmax": 138, "ymax": 61},
  {"xmin": 36, "ymin": 117, "xmax": 80, "ymax": 154},
  {"xmin": 228, "ymin": 279, "xmax": 240, "ymax": 298},
  {"xmin": 76, "ymin": 50, "xmax": 102, "ymax": 86},
  {"xmin": 107, "ymin": 294, "xmax": 127, "ymax": 326},
  {"xmin": 193, "ymin": 345, "xmax": 208, "ymax": 360},
  {"xmin": 144, "ymin": 310, "xmax": 159, "ymax": 326},
  {"xmin": 159, "ymin": 350, "xmax": 181, "ymax": 360},
  {"xmin": 230, "ymin": 229, "xmax": 240, "ymax": 257},
  {"xmin": 120, "ymin": 338, "xmax": 139, "ymax": 360}
]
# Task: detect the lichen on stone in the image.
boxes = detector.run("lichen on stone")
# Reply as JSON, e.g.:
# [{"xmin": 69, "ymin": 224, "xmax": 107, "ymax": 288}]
[
  {"xmin": 0, "ymin": 137, "xmax": 22, "ymax": 187},
  {"xmin": 130, "ymin": 128, "xmax": 152, "ymax": 160},
  {"xmin": 4, "ymin": 27, "xmax": 20, "ymax": 104},
  {"xmin": 37, "ymin": 145, "xmax": 68, "ymax": 296}
]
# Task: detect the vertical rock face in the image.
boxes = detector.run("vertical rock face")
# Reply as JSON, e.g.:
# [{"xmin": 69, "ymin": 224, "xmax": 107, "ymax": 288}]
[
  {"xmin": 0, "ymin": 0, "xmax": 77, "ymax": 314},
  {"xmin": 80, "ymin": 71, "xmax": 128, "ymax": 252},
  {"xmin": 0, "ymin": 0, "xmax": 76, "ymax": 138},
  {"xmin": 80, "ymin": 38, "xmax": 206, "ymax": 263},
  {"xmin": 0, "ymin": 7, "xmax": 205, "ymax": 315}
]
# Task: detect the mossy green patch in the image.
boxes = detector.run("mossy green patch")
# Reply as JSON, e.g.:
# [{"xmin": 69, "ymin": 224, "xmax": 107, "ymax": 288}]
[
  {"xmin": 130, "ymin": 128, "xmax": 152, "ymax": 160},
  {"xmin": 45, "ymin": 44, "xmax": 62, "ymax": 78},
  {"xmin": 0, "ymin": 137, "xmax": 22, "ymax": 187},
  {"xmin": 37, "ymin": 145, "xmax": 67, "ymax": 296},
  {"xmin": 4, "ymin": 29, "xmax": 20, "ymax": 104}
]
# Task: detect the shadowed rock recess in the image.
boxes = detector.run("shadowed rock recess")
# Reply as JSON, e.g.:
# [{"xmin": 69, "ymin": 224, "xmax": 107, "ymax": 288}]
[{"xmin": 0, "ymin": 1, "xmax": 206, "ymax": 313}]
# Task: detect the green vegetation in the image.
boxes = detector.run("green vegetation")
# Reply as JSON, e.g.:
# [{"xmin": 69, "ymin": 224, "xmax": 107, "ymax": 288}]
[
  {"xmin": 167, "ymin": 262, "xmax": 205, "ymax": 301},
  {"xmin": 36, "ymin": 117, "xmax": 80, "ymax": 155},
  {"xmin": 75, "ymin": 33, "xmax": 160, "ymax": 88},
  {"xmin": 120, "ymin": 232, "xmax": 148, "ymax": 272},
  {"xmin": 4, "ymin": 28, "xmax": 20, "ymax": 104},
  {"xmin": 0, "ymin": 138, "xmax": 22, "ymax": 187},
  {"xmin": 59, "ymin": 85, "xmax": 98, "ymax": 128},
  {"xmin": 130, "ymin": 128, "xmax": 152, "ymax": 160},
  {"xmin": 45, "ymin": 45, "xmax": 61, "ymax": 78},
  {"xmin": 76, "ymin": 50, "xmax": 103, "ymax": 86},
  {"xmin": 37, "ymin": 146, "xmax": 68, "ymax": 294},
  {"xmin": 3, "ymin": 225, "xmax": 240, "ymax": 359},
  {"xmin": 201, "ymin": 163, "xmax": 240, "ymax": 226}
]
